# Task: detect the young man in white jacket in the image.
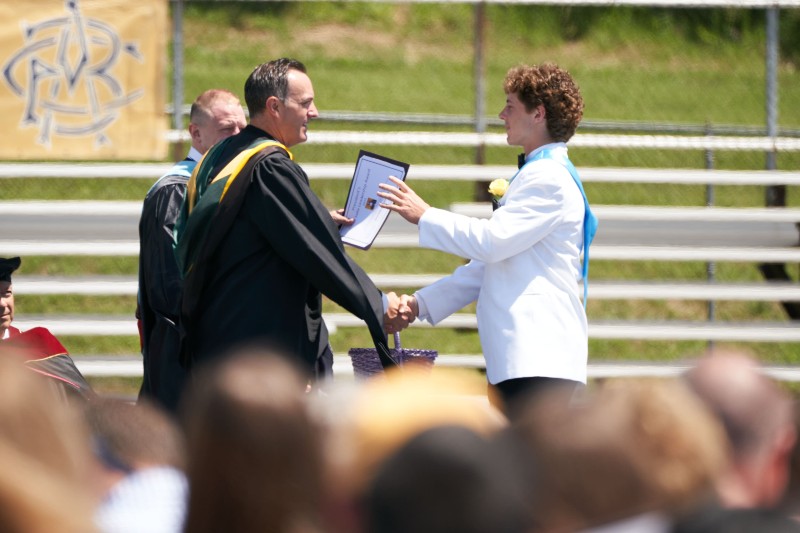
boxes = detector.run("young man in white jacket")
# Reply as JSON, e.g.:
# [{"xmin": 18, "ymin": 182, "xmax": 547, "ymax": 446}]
[{"xmin": 379, "ymin": 63, "xmax": 597, "ymax": 419}]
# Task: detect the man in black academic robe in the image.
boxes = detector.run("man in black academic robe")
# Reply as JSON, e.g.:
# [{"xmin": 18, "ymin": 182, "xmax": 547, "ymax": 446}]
[{"xmin": 174, "ymin": 58, "xmax": 404, "ymax": 384}]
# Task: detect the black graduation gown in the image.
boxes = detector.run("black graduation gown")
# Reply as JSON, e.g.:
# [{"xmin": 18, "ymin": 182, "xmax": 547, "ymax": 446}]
[
  {"xmin": 137, "ymin": 168, "xmax": 190, "ymax": 412},
  {"xmin": 180, "ymin": 125, "xmax": 390, "ymax": 376}
]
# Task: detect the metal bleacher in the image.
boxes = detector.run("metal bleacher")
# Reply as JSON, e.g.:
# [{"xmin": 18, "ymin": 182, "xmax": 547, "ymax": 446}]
[{"xmin": 4, "ymin": 133, "xmax": 800, "ymax": 379}]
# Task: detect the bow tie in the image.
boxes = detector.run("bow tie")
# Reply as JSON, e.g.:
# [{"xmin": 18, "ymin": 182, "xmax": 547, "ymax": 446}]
[{"xmin": 518, "ymin": 153, "xmax": 526, "ymax": 169}]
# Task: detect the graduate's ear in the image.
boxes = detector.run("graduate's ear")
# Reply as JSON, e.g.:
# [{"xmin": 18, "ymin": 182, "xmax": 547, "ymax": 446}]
[{"xmin": 531, "ymin": 103, "xmax": 546, "ymax": 123}]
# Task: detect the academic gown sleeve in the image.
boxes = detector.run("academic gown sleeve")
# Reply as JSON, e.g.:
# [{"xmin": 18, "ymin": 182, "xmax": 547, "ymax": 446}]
[
  {"xmin": 137, "ymin": 175, "xmax": 188, "ymax": 404},
  {"xmin": 139, "ymin": 177, "xmax": 187, "ymax": 334}
]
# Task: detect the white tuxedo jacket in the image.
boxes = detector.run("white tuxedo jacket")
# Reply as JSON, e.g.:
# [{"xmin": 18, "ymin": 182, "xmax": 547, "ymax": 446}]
[{"xmin": 415, "ymin": 143, "xmax": 588, "ymax": 385}]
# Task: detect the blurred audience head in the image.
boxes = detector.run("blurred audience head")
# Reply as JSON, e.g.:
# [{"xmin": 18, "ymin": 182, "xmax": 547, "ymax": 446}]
[
  {"xmin": 780, "ymin": 398, "xmax": 800, "ymax": 520},
  {"xmin": 313, "ymin": 366, "xmax": 506, "ymax": 533},
  {"xmin": 0, "ymin": 355, "xmax": 97, "ymax": 533},
  {"xmin": 87, "ymin": 397, "xmax": 188, "ymax": 533},
  {"xmin": 364, "ymin": 424, "xmax": 533, "ymax": 533},
  {"xmin": 85, "ymin": 397, "xmax": 186, "ymax": 483},
  {"xmin": 181, "ymin": 346, "xmax": 324, "ymax": 533},
  {"xmin": 505, "ymin": 377, "xmax": 729, "ymax": 532},
  {"xmin": 684, "ymin": 348, "xmax": 797, "ymax": 509}
]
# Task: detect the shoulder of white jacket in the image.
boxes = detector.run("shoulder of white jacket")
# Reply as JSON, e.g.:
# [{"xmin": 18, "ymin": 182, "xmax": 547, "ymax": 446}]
[{"xmin": 516, "ymin": 157, "xmax": 573, "ymax": 184}]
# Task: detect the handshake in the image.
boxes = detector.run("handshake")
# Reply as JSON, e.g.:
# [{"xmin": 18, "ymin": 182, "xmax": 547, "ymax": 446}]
[{"xmin": 383, "ymin": 293, "xmax": 419, "ymax": 334}]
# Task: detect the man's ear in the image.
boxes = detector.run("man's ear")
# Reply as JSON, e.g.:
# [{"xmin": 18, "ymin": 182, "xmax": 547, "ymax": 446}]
[
  {"xmin": 188, "ymin": 123, "xmax": 201, "ymax": 144},
  {"xmin": 266, "ymin": 96, "xmax": 281, "ymax": 117}
]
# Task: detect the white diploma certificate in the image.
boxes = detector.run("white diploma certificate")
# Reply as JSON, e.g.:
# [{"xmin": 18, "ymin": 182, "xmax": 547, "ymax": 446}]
[{"xmin": 340, "ymin": 150, "xmax": 410, "ymax": 250}]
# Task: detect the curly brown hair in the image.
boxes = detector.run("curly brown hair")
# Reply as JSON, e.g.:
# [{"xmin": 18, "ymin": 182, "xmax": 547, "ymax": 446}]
[{"xmin": 503, "ymin": 63, "xmax": 584, "ymax": 143}]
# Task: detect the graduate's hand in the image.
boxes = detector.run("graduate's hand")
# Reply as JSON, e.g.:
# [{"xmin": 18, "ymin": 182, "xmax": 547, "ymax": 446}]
[
  {"xmin": 384, "ymin": 291, "xmax": 412, "ymax": 334},
  {"xmin": 377, "ymin": 176, "xmax": 430, "ymax": 225},
  {"xmin": 330, "ymin": 208, "xmax": 354, "ymax": 226}
]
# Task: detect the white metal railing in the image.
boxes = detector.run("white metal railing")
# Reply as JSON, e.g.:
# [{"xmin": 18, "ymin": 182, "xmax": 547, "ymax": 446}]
[
  {"xmin": 69, "ymin": 355, "xmax": 800, "ymax": 381},
  {"xmin": 14, "ymin": 314, "xmax": 800, "ymax": 343},
  {"xmin": 4, "ymin": 163, "xmax": 800, "ymax": 186},
  {"xmin": 4, "ymin": 241, "xmax": 800, "ymax": 262},
  {"xmin": 14, "ymin": 277, "xmax": 800, "ymax": 302},
  {"xmin": 162, "ymin": 129, "xmax": 800, "ymax": 152},
  {"xmin": 6, "ymin": 200, "xmax": 800, "ymax": 222}
]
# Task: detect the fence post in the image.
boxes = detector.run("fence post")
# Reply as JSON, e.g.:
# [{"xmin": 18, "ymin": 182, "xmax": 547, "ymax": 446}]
[
  {"xmin": 171, "ymin": 0, "xmax": 185, "ymax": 162},
  {"xmin": 759, "ymin": 7, "xmax": 800, "ymax": 320},
  {"xmin": 705, "ymin": 122, "xmax": 716, "ymax": 349},
  {"xmin": 473, "ymin": 1, "xmax": 491, "ymax": 201},
  {"xmin": 765, "ymin": 7, "xmax": 780, "ymax": 191}
]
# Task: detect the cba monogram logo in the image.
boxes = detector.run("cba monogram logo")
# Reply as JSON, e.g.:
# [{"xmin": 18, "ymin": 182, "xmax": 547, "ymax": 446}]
[{"xmin": 1, "ymin": 0, "xmax": 144, "ymax": 148}]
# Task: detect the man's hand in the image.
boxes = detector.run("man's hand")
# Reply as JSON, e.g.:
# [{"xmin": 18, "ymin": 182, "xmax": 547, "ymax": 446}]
[
  {"xmin": 398, "ymin": 294, "xmax": 419, "ymax": 323},
  {"xmin": 384, "ymin": 291, "xmax": 413, "ymax": 334},
  {"xmin": 377, "ymin": 176, "xmax": 430, "ymax": 225},
  {"xmin": 330, "ymin": 208, "xmax": 354, "ymax": 226}
]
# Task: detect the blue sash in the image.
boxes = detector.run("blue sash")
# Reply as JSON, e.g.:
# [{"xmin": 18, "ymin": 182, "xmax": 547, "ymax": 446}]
[
  {"xmin": 145, "ymin": 159, "xmax": 196, "ymax": 196},
  {"xmin": 513, "ymin": 149, "xmax": 598, "ymax": 308},
  {"xmin": 138, "ymin": 158, "xmax": 198, "ymax": 317}
]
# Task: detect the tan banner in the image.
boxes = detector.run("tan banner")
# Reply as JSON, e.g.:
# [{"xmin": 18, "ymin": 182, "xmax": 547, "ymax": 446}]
[{"xmin": 0, "ymin": 0, "xmax": 167, "ymax": 160}]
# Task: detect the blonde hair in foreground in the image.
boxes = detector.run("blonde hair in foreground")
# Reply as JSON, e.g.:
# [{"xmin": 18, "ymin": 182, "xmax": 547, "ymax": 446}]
[
  {"xmin": 0, "ymin": 356, "xmax": 97, "ymax": 533},
  {"xmin": 513, "ymin": 377, "xmax": 729, "ymax": 532}
]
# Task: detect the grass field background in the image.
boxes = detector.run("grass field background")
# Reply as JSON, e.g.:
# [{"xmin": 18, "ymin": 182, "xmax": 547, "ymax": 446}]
[{"xmin": 6, "ymin": 3, "xmax": 800, "ymax": 394}]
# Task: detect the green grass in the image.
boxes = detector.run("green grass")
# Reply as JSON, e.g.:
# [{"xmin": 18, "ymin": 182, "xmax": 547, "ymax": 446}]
[
  {"xmin": 179, "ymin": 4, "xmax": 800, "ymax": 132},
  {"xmin": 18, "ymin": 295, "xmax": 137, "ymax": 315},
  {"xmin": 62, "ymin": 336, "xmax": 140, "ymax": 356},
  {"xmin": 17, "ymin": 257, "xmax": 139, "ymax": 275},
  {"xmin": 1, "ymin": 179, "xmax": 153, "ymax": 201}
]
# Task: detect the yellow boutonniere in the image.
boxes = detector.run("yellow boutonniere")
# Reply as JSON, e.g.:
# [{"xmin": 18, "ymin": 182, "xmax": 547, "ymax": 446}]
[{"xmin": 488, "ymin": 179, "xmax": 509, "ymax": 201}]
